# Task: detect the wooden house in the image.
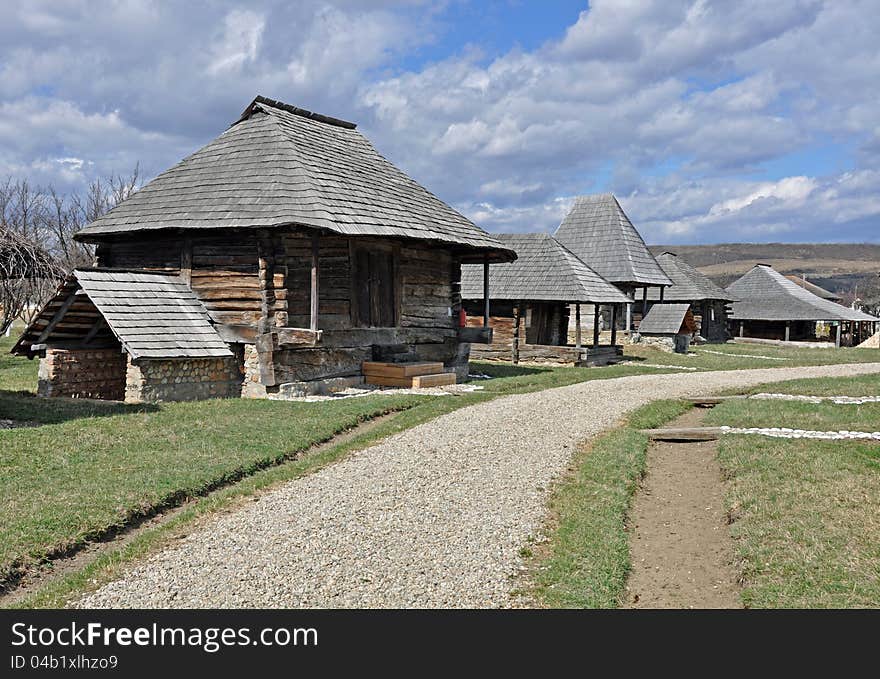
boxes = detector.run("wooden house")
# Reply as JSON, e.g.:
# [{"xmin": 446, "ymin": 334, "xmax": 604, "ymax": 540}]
[
  {"xmin": 554, "ymin": 193, "xmax": 671, "ymax": 332},
  {"xmin": 726, "ymin": 264, "xmax": 878, "ymax": 346},
  {"xmin": 645, "ymin": 252, "xmax": 735, "ymax": 342},
  {"xmin": 460, "ymin": 233, "xmax": 632, "ymax": 366},
  {"xmin": 13, "ymin": 96, "xmax": 515, "ymax": 402}
]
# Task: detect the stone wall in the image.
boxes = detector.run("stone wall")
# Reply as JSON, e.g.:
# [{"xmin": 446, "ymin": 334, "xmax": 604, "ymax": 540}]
[
  {"xmin": 37, "ymin": 348, "xmax": 127, "ymax": 400},
  {"xmin": 125, "ymin": 356, "xmax": 242, "ymax": 403}
]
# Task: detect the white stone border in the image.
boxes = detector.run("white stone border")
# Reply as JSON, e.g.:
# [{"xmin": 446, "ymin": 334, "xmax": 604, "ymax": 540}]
[
  {"xmin": 720, "ymin": 426, "xmax": 880, "ymax": 440},
  {"xmin": 751, "ymin": 392, "xmax": 880, "ymax": 405}
]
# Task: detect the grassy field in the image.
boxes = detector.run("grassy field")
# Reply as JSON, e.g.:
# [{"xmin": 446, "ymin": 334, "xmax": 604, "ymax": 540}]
[
  {"xmin": 2, "ymin": 329, "xmax": 878, "ymax": 606},
  {"xmin": 0, "ymin": 334, "xmax": 666, "ymax": 597},
  {"xmin": 526, "ymin": 399, "xmax": 691, "ymax": 608},
  {"xmin": 704, "ymin": 374, "xmax": 880, "ymax": 608},
  {"xmin": 626, "ymin": 341, "xmax": 880, "ymax": 371}
]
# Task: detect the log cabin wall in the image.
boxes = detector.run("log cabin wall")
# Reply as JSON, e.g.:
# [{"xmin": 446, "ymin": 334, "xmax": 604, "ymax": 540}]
[
  {"xmin": 94, "ymin": 229, "xmax": 465, "ymax": 390},
  {"xmin": 463, "ymin": 301, "xmax": 570, "ymax": 348},
  {"xmin": 274, "ymin": 233, "xmax": 461, "ymax": 386},
  {"xmin": 96, "ymin": 232, "xmax": 266, "ymax": 334}
]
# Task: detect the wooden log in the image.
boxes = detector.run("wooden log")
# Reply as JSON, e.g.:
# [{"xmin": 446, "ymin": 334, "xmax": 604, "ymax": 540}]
[
  {"xmin": 362, "ymin": 361, "xmax": 444, "ymax": 378},
  {"xmin": 681, "ymin": 396, "xmax": 745, "ymax": 407},
  {"xmin": 37, "ymin": 291, "xmax": 79, "ymax": 342},
  {"xmin": 513, "ymin": 304, "xmax": 522, "ymax": 364},
  {"xmin": 310, "ymin": 233, "xmax": 319, "ymax": 332},
  {"xmin": 277, "ymin": 327, "xmax": 323, "ymax": 346},
  {"xmin": 412, "ymin": 372, "xmax": 456, "ymax": 388},
  {"xmin": 593, "ymin": 305, "xmax": 600, "ymax": 347},
  {"xmin": 642, "ymin": 427, "xmax": 725, "ymax": 442},
  {"xmin": 482, "ymin": 254, "xmax": 490, "ymax": 327},
  {"xmin": 610, "ymin": 304, "xmax": 618, "ymax": 346}
]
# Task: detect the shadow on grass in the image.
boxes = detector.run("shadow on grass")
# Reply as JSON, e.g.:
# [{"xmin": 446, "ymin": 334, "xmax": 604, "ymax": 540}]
[
  {"xmin": 468, "ymin": 362, "xmax": 552, "ymax": 379},
  {"xmin": 0, "ymin": 390, "xmax": 157, "ymax": 425}
]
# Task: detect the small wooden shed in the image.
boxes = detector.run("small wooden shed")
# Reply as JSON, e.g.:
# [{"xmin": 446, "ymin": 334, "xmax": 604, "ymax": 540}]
[
  {"xmin": 646, "ymin": 252, "xmax": 735, "ymax": 342},
  {"xmin": 634, "ymin": 303, "xmax": 697, "ymax": 353},
  {"xmin": 460, "ymin": 233, "xmax": 632, "ymax": 366}
]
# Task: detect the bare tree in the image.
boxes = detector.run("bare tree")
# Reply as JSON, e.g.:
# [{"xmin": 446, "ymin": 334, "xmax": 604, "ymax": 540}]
[
  {"xmin": 0, "ymin": 226, "xmax": 65, "ymax": 334},
  {"xmin": 0, "ymin": 165, "xmax": 141, "ymax": 333}
]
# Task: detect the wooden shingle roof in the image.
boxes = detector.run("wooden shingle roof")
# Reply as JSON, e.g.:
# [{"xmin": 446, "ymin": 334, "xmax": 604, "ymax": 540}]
[
  {"xmin": 638, "ymin": 303, "xmax": 691, "ymax": 334},
  {"xmin": 13, "ymin": 269, "xmax": 232, "ymax": 359},
  {"xmin": 460, "ymin": 233, "xmax": 632, "ymax": 304},
  {"xmin": 727, "ymin": 265, "xmax": 878, "ymax": 322},
  {"xmin": 554, "ymin": 194, "xmax": 672, "ymax": 287},
  {"xmin": 75, "ymin": 96, "xmax": 515, "ymax": 263},
  {"xmin": 647, "ymin": 252, "xmax": 736, "ymax": 302}
]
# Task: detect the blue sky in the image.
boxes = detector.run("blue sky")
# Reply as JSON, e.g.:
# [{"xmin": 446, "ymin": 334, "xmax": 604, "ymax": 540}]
[{"xmin": 2, "ymin": 1, "xmax": 879, "ymax": 244}]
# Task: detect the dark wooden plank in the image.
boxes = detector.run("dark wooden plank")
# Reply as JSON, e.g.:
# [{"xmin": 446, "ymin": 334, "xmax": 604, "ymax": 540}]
[{"xmin": 642, "ymin": 427, "xmax": 724, "ymax": 442}]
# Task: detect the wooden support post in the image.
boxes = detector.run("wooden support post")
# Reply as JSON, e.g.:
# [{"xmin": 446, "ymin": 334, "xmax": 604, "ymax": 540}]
[
  {"xmin": 575, "ymin": 303, "xmax": 582, "ymax": 349},
  {"xmin": 257, "ymin": 232, "xmax": 276, "ymax": 336},
  {"xmin": 659, "ymin": 286, "xmax": 665, "ymax": 302},
  {"xmin": 625, "ymin": 302, "xmax": 632, "ymax": 335},
  {"xmin": 310, "ymin": 233, "xmax": 319, "ymax": 332},
  {"xmin": 642, "ymin": 286, "xmax": 648, "ymax": 316},
  {"xmin": 610, "ymin": 304, "xmax": 618, "ymax": 346},
  {"xmin": 593, "ymin": 305, "xmax": 600, "ymax": 347},
  {"xmin": 37, "ymin": 291, "xmax": 78, "ymax": 343},
  {"xmin": 785, "ymin": 321, "xmax": 790, "ymax": 342},
  {"xmin": 482, "ymin": 254, "xmax": 490, "ymax": 328},
  {"xmin": 180, "ymin": 237, "xmax": 192, "ymax": 286},
  {"xmin": 835, "ymin": 322, "xmax": 841, "ymax": 348},
  {"xmin": 82, "ymin": 318, "xmax": 105, "ymax": 345},
  {"xmin": 739, "ymin": 321, "xmax": 744, "ymax": 337},
  {"xmin": 512, "ymin": 303, "xmax": 522, "ymax": 365}
]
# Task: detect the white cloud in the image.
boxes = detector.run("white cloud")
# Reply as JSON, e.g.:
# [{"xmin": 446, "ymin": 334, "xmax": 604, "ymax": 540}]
[
  {"xmin": 208, "ymin": 9, "xmax": 265, "ymax": 75},
  {"xmin": 1, "ymin": 0, "xmax": 879, "ymax": 244}
]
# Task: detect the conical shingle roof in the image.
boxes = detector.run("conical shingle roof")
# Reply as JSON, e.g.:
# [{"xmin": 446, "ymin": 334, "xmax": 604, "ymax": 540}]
[{"xmin": 554, "ymin": 193, "xmax": 672, "ymax": 287}]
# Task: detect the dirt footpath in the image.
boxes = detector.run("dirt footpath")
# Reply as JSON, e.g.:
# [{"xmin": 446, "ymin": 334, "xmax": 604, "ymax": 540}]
[{"xmin": 624, "ymin": 409, "xmax": 740, "ymax": 609}]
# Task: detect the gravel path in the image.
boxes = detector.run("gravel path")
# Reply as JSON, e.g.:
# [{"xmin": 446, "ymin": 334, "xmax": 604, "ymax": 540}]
[{"xmin": 78, "ymin": 362, "xmax": 880, "ymax": 609}]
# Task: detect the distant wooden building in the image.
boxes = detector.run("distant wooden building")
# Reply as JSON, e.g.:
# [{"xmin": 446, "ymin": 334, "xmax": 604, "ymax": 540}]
[
  {"xmin": 13, "ymin": 96, "xmax": 514, "ymax": 402},
  {"xmin": 554, "ymin": 193, "xmax": 671, "ymax": 331},
  {"xmin": 726, "ymin": 264, "xmax": 878, "ymax": 346},
  {"xmin": 645, "ymin": 252, "xmax": 735, "ymax": 342},
  {"xmin": 784, "ymin": 275, "xmax": 842, "ymax": 304},
  {"xmin": 460, "ymin": 233, "xmax": 632, "ymax": 366}
]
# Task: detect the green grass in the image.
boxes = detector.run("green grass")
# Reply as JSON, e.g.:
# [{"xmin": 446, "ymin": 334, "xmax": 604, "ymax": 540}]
[
  {"xmin": 626, "ymin": 342, "xmax": 880, "ymax": 371},
  {"xmin": 0, "ymin": 394, "xmax": 432, "ymax": 584},
  {"xmin": 2, "ymin": 333, "xmax": 878, "ymax": 608},
  {"xmin": 527, "ymin": 399, "xmax": 691, "ymax": 608},
  {"xmin": 705, "ymin": 374, "xmax": 880, "ymax": 608},
  {"xmin": 0, "ymin": 328, "xmax": 37, "ymax": 394}
]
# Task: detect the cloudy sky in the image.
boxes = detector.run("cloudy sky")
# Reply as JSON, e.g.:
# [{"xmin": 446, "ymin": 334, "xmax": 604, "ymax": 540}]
[{"xmin": 2, "ymin": 0, "xmax": 879, "ymax": 244}]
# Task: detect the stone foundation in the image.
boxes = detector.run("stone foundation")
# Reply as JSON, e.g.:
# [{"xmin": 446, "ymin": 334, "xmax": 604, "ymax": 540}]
[
  {"xmin": 125, "ymin": 355, "xmax": 242, "ymax": 403},
  {"xmin": 240, "ymin": 344, "xmax": 267, "ymax": 399},
  {"xmin": 631, "ymin": 334, "xmax": 676, "ymax": 352},
  {"xmin": 37, "ymin": 348, "xmax": 127, "ymax": 400}
]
